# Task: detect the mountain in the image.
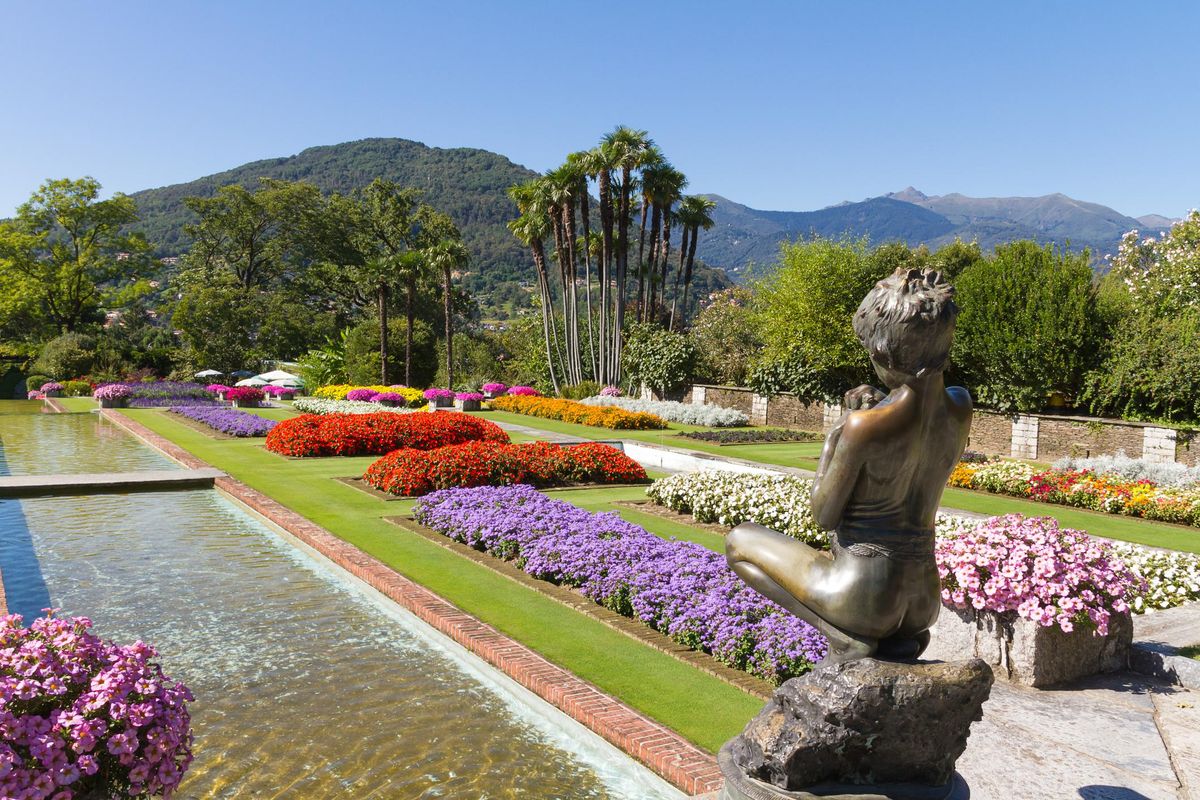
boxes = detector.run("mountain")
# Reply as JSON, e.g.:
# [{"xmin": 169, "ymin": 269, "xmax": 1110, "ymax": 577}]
[
  {"xmin": 1136, "ymin": 214, "xmax": 1178, "ymax": 229},
  {"xmin": 694, "ymin": 194, "xmax": 956, "ymax": 278},
  {"xmin": 128, "ymin": 137, "xmax": 540, "ymax": 285},
  {"xmin": 695, "ymin": 187, "xmax": 1174, "ymax": 276}
]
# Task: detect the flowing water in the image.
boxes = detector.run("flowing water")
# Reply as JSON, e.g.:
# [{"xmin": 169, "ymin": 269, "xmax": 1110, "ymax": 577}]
[{"xmin": 0, "ymin": 409, "xmax": 682, "ymax": 799}]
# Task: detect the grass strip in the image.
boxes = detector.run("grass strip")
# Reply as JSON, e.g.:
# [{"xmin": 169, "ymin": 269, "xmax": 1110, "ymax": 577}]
[
  {"xmin": 116, "ymin": 408, "xmax": 763, "ymax": 752},
  {"xmin": 477, "ymin": 409, "xmax": 825, "ymax": 469}
]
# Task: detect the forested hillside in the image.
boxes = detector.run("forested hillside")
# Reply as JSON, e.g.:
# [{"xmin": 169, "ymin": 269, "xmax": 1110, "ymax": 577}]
[{"xmin": 128, "ymin": 138, "xmax": 540, "ymax": 286}]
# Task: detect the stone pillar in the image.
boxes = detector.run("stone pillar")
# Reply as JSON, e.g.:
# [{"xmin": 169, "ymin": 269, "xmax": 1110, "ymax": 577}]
[
  {"xmin": 1142, "ymin": 426, "xmax": 1178, "ymax": 464},
  {"xmin": 1011, "ymin": 415, "xmax": 1039, "ymax": 460},
  {"xmin": 691, "ymin": 385, "xmax": 707, "ymax": 406},
  {"xmin": 822, "ymin": 403, "xmax": 843, "ymax": 432},
  {"xmin": 639, "ymin": 384, "xmax": 654, "ymax": 401},
  {"xmin": 750, "ymin": 393, "xmax": 768, "ymax": 426}
]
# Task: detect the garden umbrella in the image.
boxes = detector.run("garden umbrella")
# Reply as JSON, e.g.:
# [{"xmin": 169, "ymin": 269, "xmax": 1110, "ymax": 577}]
[
  {"xmin": 234, "ymin": 377, "xmax": 268, "ymax": 387},
  {"xmin": 268, "ymin": 378, "xmax": 304, "ymax": 388},
  {"xmin": 229, "ymin": 370, "xmax": 255, "ymax": 378},
  {"xmin": 194, "ymin": 369, "xmax": 223, "ymax": 378},
  {"xmin": 256, "ymin": 369, "xmax": 301, "ymax": 382}
]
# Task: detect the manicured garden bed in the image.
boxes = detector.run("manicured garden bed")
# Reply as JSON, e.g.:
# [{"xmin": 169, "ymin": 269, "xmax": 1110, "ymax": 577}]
[
  {"xmin": 950, "ymin": 458, "xmax": 1200, "ymax": 528},
  {"xmin": 676, "ymin": 428, "xmax": 822, "ymax": 445},
  {"xmin": 413, "ymin": 484, "xmax": 827, "ymax": 683},
  {"xmin": 489, "ymin": 395, "xmax": 667, "ymax": 430},
  {"xmin": 292, "ymin": 397, "xmax": 416, "ymax": 415},
  {"xmin": 581, "ymin": 396, "xmax": 748, "ymax": 427},
  {"xmin": 362, "ymin": 441, "xmax": 647, "ymax": 496},
  {"xmin": 265, "ymin": 411, "xmax": 507, "ymax": 457},
  {"xmin": 169, "ymin": 406, "xmax": 277, "ymax": 437}
]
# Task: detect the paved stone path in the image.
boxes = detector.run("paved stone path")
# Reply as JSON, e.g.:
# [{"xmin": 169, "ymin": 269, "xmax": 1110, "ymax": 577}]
[{"xmin": 0, "ymin": 468, "xmax": 224, "ymax": 497}]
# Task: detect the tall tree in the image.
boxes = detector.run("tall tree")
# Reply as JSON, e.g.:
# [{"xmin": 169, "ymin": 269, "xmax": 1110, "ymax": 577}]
[
  {"xmin": 426, "ymin": 239, "xmax": 471, "ymax": 388},
  {"xmin": 182, "ymin": 179, "xmax": 326, "ymax": 290},
  {"xmin": 0, "ymin": 177, "xmax": 151, "ymax": 334},
  {"xmin": 507, "ymin": 183, "xmax": 563, "ymax": 393},
  {"xmin": 669, "ymin": 195, "xmax": 717, "ymax": 329}
]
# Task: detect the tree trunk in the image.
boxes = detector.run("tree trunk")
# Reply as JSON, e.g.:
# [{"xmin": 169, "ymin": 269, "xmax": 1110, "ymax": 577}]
[
  {"xmin": 645, "ymin": 204, "xmax": 662, "ymax": 323},
  {"xmin": 443, "ymin": 267, "xmax": 454, "ymax": 389},
  {"xmin": 659, "ymin": 205, "xmax": 674, "ymax": 327},
  {"xmin": 614, "ymin": 167, "xmax": 632, "ymax": 382},
  {"xmin": 563, "ymin": 197, "xmax": 582, "ymax": 384},
  {"xmin": 531, "ymin": 242, "xmax": 561, "ymax": 393},
  {"xmin": 669, "ymin": 225, "xmax": 690, "ymax": 330},
  {"xmin": 681, "ymin": 224, "xmax": 700, "ymax": 326},
  {"xmin": 405, "ymin": 279, "xmax": 416, "ymax": 386},
  {"xmin": 597, "ymin": 169, "xmax": 613, "ymax": 384},
  {"xmin": 579, "ymin": 186, "xmax": 597, "ymax": 379},
  {"xmin": 378, "ymin": 284, "xmax": 389, "ymax": 384},
  {"xmin": 636, "ymin": 199, "xmax": 649, "ymax": 323}
]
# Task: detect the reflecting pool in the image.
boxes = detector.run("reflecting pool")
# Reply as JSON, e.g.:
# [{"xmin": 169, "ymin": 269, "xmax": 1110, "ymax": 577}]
[{"xmin": 0, "ymin": 408, "xmax": 681, "ymax": 799}]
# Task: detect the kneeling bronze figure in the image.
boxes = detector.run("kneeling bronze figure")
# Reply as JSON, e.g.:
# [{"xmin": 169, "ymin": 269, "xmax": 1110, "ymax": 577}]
[{"xmin": 726, "ymin": 268, "xmax": 971, "ymax": 664}]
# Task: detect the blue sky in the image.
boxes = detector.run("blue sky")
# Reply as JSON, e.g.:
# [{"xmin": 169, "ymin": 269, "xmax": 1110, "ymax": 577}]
[{"xmin": 1, "ymin": 1, "xmax": 1197, "ymax": 218}]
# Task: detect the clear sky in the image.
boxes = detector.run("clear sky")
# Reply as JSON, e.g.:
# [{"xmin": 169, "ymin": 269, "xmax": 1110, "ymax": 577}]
[{"xmin": 2, "ymin": 1, "xmax": 1197, "ymax": 218}]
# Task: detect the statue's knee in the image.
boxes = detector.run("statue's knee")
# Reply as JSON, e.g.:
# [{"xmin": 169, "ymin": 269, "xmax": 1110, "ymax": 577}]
[{"xmin": 725, "ymin": 523, "xmax": 754, "ymax": 564}]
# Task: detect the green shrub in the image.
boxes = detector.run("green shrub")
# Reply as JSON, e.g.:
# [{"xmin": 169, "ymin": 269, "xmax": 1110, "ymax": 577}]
[
  {"xmin": 59, "ymin": 380, "xmax": 92, "ymax": 397},
  {"xmin": 622, "ymin": 322, "xmax": 695, "ymax": 399},
  {"xmin": 24, "ymin": 374, "xmax": 51, "ymax": 392},
  {"xmin": 33, "ymin": 333, "xmax": 96, "ymax": 380},
  {"xmin": 559, "ymin": 381, "xmax": 602, "ymax": 400}
]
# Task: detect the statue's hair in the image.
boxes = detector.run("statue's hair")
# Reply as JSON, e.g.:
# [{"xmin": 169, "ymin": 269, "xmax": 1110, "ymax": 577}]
[{"xmin": 853, "ymin": 268, "xmax": 958, "ymax": 377}]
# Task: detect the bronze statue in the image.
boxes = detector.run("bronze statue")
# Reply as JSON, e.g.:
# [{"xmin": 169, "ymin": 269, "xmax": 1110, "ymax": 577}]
[{"xmin": 726, "ymin": 268, "xmax": 971, "ymax": 663}]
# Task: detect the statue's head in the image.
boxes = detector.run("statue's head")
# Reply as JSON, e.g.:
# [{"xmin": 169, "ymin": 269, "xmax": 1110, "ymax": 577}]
[{"xmin": 853, "ymin": 268, "xmax": 958, "ymax": 388}]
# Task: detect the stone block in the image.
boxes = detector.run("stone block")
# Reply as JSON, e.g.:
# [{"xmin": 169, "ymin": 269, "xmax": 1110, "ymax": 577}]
[
  {"xmin": 1142, "ymin": 426, "xmax": 1178, "ymax": 464},
  {"xmin": 923, "ymin": 605, "xmax": 1132, "ymax": 687},
  {"xmin": 722, "ymin": 658, "xmax": 992, "ymax": 799},
  {"xmin": 751, "ymin": 394, "xmax": 769, "ymax": 425}
]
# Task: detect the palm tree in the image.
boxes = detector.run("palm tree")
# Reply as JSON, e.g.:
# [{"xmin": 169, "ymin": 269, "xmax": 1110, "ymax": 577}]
[
  {"xmin": 580, "ymin": 144, "xmax": 620, "ymax": 383},
  {"xmin": 426, "ymin": 239, "xmax": 470, "ymax": 390},
  {"xmin": 507, "ymin": 182, "xmax": 563, "ymax": 393},
  {"xmin": 565, "ymin": 150, "xmax": 597, "ymax": 378},
  {"xmin": 395, "ymin": 250, "xmax": 427, "ymax": 385},
  {"xmin": 600, "ymin": 126, "xmax": 654, "ymax": 380},
  {"xmin": 646, "ymin": 165, "xmax": 686, "ymax": 324},
  {"xmin": 669, "ymin": 195, "xmax": 717, "ymax": 329}
]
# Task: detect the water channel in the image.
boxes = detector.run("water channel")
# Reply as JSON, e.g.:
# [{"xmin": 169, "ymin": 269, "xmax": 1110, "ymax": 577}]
[{"xmin": 0, "ymin": 409, "xmax": 682, "ymax": 799}]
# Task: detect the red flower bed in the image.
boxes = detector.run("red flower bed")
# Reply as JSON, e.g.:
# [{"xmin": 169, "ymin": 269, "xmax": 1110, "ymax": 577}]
[
  {"xmin": 265, "ymin": 412, "xmax": 508, "ymax": 457},
  {"xmin": 362, "ymin": 441, "xmax": 648, "ymax": 496}
]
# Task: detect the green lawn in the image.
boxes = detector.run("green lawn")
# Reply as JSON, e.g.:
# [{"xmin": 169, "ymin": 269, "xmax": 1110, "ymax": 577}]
[
  {"xmin": 112, "ymin": 407, "xmax": 763, "ymax": 752},
  {"xmin": 474, "ymin": 409, "xmax": 825, "ymax": 469}
]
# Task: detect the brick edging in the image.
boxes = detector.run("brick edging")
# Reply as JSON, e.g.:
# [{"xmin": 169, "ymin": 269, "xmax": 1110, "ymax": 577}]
[{"xmin": 99, "ymin": 410, "xmax": 723, "ymax": 795}]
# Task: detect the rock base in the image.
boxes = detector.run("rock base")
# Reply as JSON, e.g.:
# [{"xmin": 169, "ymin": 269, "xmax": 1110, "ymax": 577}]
[
  {"xmin": 719, "ymin": 746, "xmax": 968, "ymax": 799},
  {"xmin": 723, "ymin": 658, "xmax": 992, "ymax": 796},
  {"xmin": 923, "ymin": 605, "xmax": 1132, "ymax": 687}
]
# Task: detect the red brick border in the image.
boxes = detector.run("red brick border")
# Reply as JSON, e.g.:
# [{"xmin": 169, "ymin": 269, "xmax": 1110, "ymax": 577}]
[{"xmin": 100, "ymin": 410, "xmax": 724, "ymax": 796}]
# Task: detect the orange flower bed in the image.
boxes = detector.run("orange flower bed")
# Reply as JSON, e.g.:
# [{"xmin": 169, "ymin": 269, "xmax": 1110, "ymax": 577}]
[
  {"xmin": 265, "ymin": 411, "xmax": 508, "ymax": 457},
  {"xmin": 488, "ymin": 395, "xmax": 667, "ymax": 430},
  {"xmin": 362, "ymin": 441, "xmax": 648, "ymax": 496}
]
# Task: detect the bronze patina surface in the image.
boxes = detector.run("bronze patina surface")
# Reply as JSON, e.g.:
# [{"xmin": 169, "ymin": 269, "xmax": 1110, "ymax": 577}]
[{"xmin": 726, "ymin": 268, "xmax": 971, "ymax": 663}]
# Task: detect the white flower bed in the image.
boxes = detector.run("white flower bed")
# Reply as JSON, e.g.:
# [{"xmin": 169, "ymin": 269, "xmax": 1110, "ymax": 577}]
[
  {"xmin": 1054, "ymin": 450, "xmax": 1200, "ymax": 489},
  {"xmin": 581, "ymin": 395, "xmax": 748, "ymax": 427},
  {"xmin": 647, "ymin": 471, "xmax": 1200, "ymax": 613},
  {"xmin": 292, "ymin": 397, "xmax": 416, "ymax": 415}
]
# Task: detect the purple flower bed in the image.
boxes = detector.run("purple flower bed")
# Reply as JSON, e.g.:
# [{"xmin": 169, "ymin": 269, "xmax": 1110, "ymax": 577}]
[
  {"xmin": 413, "ymin": 485, "xmax": 826, "ymax": 682},
  {"xmin": 170, "ymin": 406, "xmax": 277, "ymax": 437},
  {"xmin": 103, "ymin": 381, "xmax": 221, "ymax": 408},
  {"xmin": 346, "ymin": 388, "xmax": 378, "ymax": 401}
]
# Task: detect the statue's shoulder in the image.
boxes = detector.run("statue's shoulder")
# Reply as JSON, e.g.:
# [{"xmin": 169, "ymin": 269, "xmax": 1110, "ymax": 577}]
[{"xmin": 945, "ymin": 385, "xmax": 973, "ymax": 416}]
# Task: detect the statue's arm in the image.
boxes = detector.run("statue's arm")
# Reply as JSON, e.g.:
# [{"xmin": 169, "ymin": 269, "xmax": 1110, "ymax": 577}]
[{"xmin": 811, "ymin": 414, "xmax": 865, "ymax": 531}]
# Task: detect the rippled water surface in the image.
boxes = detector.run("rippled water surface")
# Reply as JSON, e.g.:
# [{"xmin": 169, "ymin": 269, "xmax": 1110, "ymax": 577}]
[
  {"xmin": 0, "ymin": 410, "xmax": 680, "ymax": 799},
  {"xmin": 0, "ymin": 411, "xmax": 178, "ymax": 474}
]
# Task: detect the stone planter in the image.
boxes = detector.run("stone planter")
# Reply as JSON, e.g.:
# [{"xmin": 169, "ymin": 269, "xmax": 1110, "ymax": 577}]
[
  {"xmin": 43, "ymin": 389, "xmax": 62, "ymax": 398},
  {"xmin": 924, "ymin": 604, "xmax": 1132, "ymax": 687},
  {"xmin": 456, "ymin": 399, "xmax": 482, "ymax": 411},
  {"xmin": 231, "ymin": 400, "xmax": 259, "ymax": 409},
  {"xmin": 97, "ymin": 397, "xmax": 127, "ymax": 409},
  {"xmin": 430, "ymin": 396, "xmax": 454, "ymax": 409}
]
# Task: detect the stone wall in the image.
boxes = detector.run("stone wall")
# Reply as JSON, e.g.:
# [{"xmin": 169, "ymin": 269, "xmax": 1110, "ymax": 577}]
[
  {"xmin": 685, "ymin": 384, "xmax": 1199, "ymax": 466},
  {"xmin": 967, "ymin": 411, "xmax": 1015, "ymax": 456},
  {"xmin": 763, "ymin": 393, "xmax": 826, "ymax": 431},
  {"xmin": 1036, "ymin": 417, "xmax": 1145, "ymax": 461}
]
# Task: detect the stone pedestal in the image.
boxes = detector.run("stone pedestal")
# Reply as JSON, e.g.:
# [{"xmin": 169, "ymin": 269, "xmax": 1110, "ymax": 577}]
[
  {"xmin": 923, "ymin": 605, "xmax": 1132, "ymax": 687},
  {"xmin": 720, "ymin": 659, "xmax": 992, "ymax": 800},
  {"xmin": 97, "ymin": 397, "xmax": 127, "ymax": 409},
  {"xmin": 456, "ymin": 399, "xmax": 482, "ymax": 411}
]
